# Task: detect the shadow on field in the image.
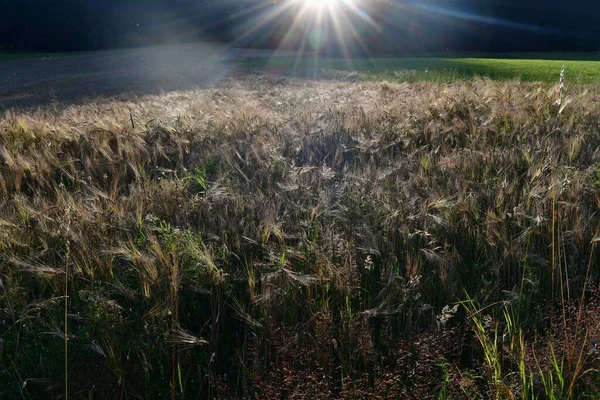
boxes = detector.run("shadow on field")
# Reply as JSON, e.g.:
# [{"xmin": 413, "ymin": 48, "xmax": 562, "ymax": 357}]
[{"xmin": 0, "ymin": 43, "xmax": 265, "ymax": 110}]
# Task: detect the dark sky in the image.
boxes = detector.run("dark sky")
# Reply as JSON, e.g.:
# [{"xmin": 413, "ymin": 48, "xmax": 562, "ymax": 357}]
[{"xmin": 0, "ymin": 0, "xmax": 598, "ymax": 53}]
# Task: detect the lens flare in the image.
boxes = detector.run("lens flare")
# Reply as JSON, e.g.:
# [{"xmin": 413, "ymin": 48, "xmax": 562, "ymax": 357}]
[{"xmin": 229, "ymin": 0, "xmax": 381, "ymax": 61}]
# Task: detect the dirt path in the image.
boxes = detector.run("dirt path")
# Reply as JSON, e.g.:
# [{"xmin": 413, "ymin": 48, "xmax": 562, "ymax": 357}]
[{"xmin": 0, "ymin": 43, "xmax": 296, "ymax": 110}]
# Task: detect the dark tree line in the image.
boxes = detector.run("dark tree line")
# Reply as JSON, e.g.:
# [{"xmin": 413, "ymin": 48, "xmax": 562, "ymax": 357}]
[
  {"xmin": 368, "ymin": 0, "xmax": 599, "ymax": 53},
  {"xmin": 0, "ymin": 0, "xmax": 598, "ymax": 53},
  {"xmin": 0, "ymin": 0, "xmax": 244, "ymax": 51}
]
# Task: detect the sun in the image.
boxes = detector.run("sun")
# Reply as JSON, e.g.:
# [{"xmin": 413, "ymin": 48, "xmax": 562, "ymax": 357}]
[{"xmin": 303, "ymin": 0, "xmax": 339, "ymax": 10}]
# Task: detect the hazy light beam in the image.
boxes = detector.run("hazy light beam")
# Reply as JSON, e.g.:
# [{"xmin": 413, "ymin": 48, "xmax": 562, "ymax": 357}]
[{"xmin": 416, "ymin": 4, "xmax": 556, "ymax": 34}]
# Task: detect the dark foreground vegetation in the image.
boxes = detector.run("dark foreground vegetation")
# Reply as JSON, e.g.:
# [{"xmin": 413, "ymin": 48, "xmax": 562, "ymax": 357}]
[{"xmin": 1, "ymin": 73, "xmax": 600, "ymax": 399}]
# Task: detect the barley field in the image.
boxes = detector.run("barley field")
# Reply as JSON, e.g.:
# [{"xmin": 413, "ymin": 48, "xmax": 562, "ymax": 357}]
[{"xmin": 1, "ymin": 71, "xmax": 600, "ymax": 398}]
